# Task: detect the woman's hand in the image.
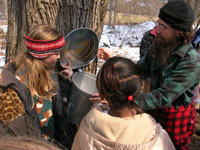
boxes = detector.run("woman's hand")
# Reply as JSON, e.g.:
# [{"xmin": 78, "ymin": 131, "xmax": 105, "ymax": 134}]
[
  {"xmin": 89, "ymin": 93, "xmax": 108, "ymax": 105},
  {"xmin": 98, "ymin": 48, "xmax": 113, "ymax": 61},
  {"xmin": 60, "ymin": 60, "xmax": 73, "ymax": 78}
]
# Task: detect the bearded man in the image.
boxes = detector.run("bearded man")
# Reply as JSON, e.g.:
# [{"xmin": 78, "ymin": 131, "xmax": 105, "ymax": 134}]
[{"xmin": 136, "ymin": 1, "xmax": 200, "ymax": 150}]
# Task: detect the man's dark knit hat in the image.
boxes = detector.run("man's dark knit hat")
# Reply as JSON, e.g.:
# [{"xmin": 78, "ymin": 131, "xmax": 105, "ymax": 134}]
[{"xmin": 158, "ymin": 0, "xmax": 194, "ymax": 31}]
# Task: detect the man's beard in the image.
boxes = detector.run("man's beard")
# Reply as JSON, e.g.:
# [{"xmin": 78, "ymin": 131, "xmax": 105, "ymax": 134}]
[{"xmin": 149, "ymin": 35, "xmax": 181, "ymax": 66}]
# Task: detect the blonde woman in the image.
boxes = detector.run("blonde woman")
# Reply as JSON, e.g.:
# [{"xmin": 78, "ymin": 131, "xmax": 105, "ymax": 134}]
[{"xmin": 0, "ymin": 25, "xmax": 72, "ymax": 148}]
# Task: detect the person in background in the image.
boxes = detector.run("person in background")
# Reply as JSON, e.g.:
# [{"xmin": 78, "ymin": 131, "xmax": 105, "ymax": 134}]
[
  {"xmin": 140, "ymin": 27, "xmax": 157, "ymax": 58},
  {"xmin": 97, "ymin": 1, "xmax": 200, "ymax": 149},
  {"xmin": 0, "ymin": 25, "xmax": 72, "ymax": 149},
  {"xmin": 139, "ymin": 27, "xmax": 157, "ymax": 93},
  {"xmin": 191, "ymin": 28, "xmax": 200, "ymax": 137},
  {"xmin": 192, "ymin": 28, "xmax": 200, "ymax": 110},
  {"xmin": 73, "ymin": 56, "xmax": 175, "ymax": 150},
  {"xmin": 192, "ymin": 28, "xmax": 200, "ymax": 52}
]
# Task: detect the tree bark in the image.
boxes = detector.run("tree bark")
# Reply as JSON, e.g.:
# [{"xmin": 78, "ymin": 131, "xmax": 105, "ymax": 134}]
[
  {"xmin": 194, "ymin": 0, "xmax": 200, "ymax": 29},
  {"xmin": 113, "ymin": 0, "xmax": 118, "ymax": 26},
  {"xmin": 109, "ymin": 0, "xmax": 113, "ymax": 26},
  {"xmin": 6, "ymin": 0, "xmax": 108, "ymax": 74}
]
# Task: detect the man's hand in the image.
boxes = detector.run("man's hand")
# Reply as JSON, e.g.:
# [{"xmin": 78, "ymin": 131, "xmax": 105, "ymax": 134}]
[{"xmin": 98, "ymin": 48, "xmax": 113, "ymax": 61}]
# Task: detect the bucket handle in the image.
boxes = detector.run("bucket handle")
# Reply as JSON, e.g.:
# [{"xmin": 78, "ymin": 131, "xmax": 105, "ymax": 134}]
[{"xmin": 78, "ymin": 67, "xmax": 82, "ymax": 72}]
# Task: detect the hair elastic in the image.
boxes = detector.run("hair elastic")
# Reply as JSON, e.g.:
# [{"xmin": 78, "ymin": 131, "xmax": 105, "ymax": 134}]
[{"xmin": 128, "ymin": 95, "xmax": 133, "ymax": 101}]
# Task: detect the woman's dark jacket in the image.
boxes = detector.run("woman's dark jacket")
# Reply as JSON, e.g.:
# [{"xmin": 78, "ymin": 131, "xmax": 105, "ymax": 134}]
[
  {"xmin": 0, "ymin": 62, "xmax": 75, "ymax": 149},
  {"xmin": 140, "ymin": 28, "xmax": 157, "ymax": 58}
]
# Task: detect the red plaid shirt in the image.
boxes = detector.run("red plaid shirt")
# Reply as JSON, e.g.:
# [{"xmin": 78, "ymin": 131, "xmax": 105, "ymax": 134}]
[{"xmin": 146, "ymin": 102, "xmax": 196, "ymax": 150}]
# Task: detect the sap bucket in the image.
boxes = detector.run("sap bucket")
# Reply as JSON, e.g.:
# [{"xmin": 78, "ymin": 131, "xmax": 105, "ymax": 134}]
[
  {"xmin": 59, "ymin": 28, "xmax": 99, "ymax": 70},
  {"xmin": 66, "ymin": 71, "xmax": 98, "ymax": 124}
]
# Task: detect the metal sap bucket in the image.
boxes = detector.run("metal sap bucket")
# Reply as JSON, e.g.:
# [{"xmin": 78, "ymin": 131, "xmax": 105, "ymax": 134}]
[
  {"xmin": 60, "ymin": 28, "xmax": 99, "ymax": 124},
  {"xmin": 66, "ymin": 71, "xmax": 98, "ymax": 124},
  {"xmin": 59, "ymin": 28, "xmax": 99, "ymax": 70}
]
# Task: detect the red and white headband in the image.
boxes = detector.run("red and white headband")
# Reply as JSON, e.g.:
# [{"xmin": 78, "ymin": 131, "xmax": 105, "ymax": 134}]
[{"xmin": 25, "ymin": 36, "xmax": 65, "ymax": 58}]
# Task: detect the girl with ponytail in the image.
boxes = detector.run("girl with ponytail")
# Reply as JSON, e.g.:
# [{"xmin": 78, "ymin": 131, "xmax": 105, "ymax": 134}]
[{"xmin": 72, "ymin": 56, "xmax": 175, "ymax": 150}]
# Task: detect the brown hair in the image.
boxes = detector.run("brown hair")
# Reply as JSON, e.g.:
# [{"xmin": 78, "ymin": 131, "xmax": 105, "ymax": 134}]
[
  {"xmin": 0, "ymin": 136, "xmax": 62, "ymax": 150},
  {"xmin": 149, "ymin": 29, "xmax": 194, "ymax": 66},
  {"xmin": 97, "ymin": 56, "xmax": 142, "ymax": 113},
  {"xmin": 177, "ymin": 30, "xmax": 194, "ymax": 45}
]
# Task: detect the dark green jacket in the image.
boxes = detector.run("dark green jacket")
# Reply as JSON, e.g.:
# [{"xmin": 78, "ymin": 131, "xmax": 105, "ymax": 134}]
[{"xmin": 136, "ymin": 44, "xmax": 200, "ymax": 110}]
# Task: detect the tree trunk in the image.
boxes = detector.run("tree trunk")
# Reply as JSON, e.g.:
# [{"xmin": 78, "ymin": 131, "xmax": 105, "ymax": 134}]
[
  {"xmin": 185, "ymin": 0, "xmax": 192, "ymax": 5},
  {"xmin": 6, "ymin": 0, "xmax": 108, "ymax": 74},
  {"xmin": 194, "ymin": 0, "xmax": 200, "ymax": 29},
  {"xmin": 109, "ymin": 0, "xmax": 113, "ymax": 26},
  {"xmin": 113, "ymin": 0, "xmax": 118, "ymax": 27}
]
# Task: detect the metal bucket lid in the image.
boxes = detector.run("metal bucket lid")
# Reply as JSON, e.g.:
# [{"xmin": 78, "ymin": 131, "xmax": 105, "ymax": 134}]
[{"xmin": 59, "ymin": 28, "xmax": 99, "ymax": 70}]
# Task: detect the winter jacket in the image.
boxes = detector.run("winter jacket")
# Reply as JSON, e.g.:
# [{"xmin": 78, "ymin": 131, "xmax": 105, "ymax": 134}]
[
  {"xmin": 55, "ymin": 61, "xmax": 77, "ymax": 149},
  {"xmin": 192, "ymin": 28, "xmax": 200, "ymax": 51},
  {"xmin": 0, "ymin": 62, "xmax": 73, "ymax": 149},
  {"xmin": 0, "ymin": 62, "xmax": 41, "ymax": 136},
  {"xmin": 140, "ymin": 27, "xmax": 156, "ymax": 58},
  {"xmin": 136, "ymin": 44, "xmax": 200, "ymax": 110},
  {"xmin": 191, "ymin": 28, "xmax": 200, "ymax": 105},
  {"xmin": 72, "ymin": 104, "xmax": 175, "ymax": 150}
]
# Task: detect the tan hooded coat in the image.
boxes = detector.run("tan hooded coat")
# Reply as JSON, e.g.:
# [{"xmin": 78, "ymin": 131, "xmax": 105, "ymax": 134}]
[{"xmin": 72, "ymin": 105, "xmax": 175, "ymax": 150}]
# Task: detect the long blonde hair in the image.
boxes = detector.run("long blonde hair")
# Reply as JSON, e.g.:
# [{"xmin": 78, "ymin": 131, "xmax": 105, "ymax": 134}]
[
  {"xmin": 15, "ymin": 25, "xmax": 63, "ymax": 99},
  {"xmin": 15, "ymin": 52, "xmax": 55, "ymax": 99}
]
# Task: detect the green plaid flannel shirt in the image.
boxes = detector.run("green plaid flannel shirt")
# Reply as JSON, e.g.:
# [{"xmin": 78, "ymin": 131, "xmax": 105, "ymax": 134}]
[{"xmin": 136, "ymin": 44, "xmax": 200, "ymax": 110}]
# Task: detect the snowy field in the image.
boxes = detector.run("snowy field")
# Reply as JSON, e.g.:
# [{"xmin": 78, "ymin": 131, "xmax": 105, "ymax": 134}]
[
  {"xmin": 0, "ymin": 24, "xmax": 7, "ymax": 70},
  {"xmin": 97, "ymin": 21, "xmax": 156, "ymax": 69}
]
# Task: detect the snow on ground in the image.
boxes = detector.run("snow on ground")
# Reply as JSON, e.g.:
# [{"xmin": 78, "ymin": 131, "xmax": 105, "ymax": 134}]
[
  {"xmin": 0, "ymin": 25, "xmax": 7, "ymax": 33},
  {"xmin": 0, "ymin": 21, "xmax": 156, "ymax": 72},
  {"xmin": 98, "ymin": 20, "xmax": 156, "ymax": 63},
  {"xmin": 99, "ymin": 21, "xmax": 156, "ymax": 48},
  {"xmin": 0, "ymin": 53, "xmax": 5, "ymax": 67}
]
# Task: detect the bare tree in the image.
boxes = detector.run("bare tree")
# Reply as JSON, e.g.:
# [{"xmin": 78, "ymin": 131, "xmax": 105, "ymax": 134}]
[
  {"xmin": 6, "ymin": 0, "xmax": 108, "ymax": 74},
  {"xmin": 109, "ymin": 0, "xmax": 113, "ymax": 26},
  {"xmin": 193, "ymin": 0, "xmax": 200, "ymax": 29},
  {"xmin": 185, "ymin": 0, "xmax": 192, "ymax": 5},
  {"xmin": 113, "ymin": 0, "xmax": 118, "ymax": 26}
]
